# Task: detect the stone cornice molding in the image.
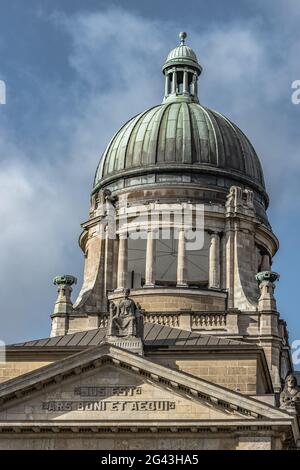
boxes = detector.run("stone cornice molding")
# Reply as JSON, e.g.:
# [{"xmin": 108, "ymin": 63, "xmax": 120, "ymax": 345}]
[{"xmin": 0, "ymin": 419, "xmax": 295, "ymax": 437}]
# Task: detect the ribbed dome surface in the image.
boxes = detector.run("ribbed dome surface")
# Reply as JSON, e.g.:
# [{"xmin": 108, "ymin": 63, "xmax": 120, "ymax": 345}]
[
  {"xmin": 94, "ymin": 102, "xmax": 265, "ymax": 191},
  {"xmin": 168, "ymin": 45, "xmax": 197, "ymax": 61},
  {"xmin": 163, "ymin": 44, "xmax": 200, "ymax": 70}
]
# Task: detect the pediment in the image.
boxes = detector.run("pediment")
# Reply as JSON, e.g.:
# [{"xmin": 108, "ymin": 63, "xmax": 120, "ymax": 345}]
[
  {"xmin": 0, "ymin": 343, "xmax": 291, "ymax": 426},
  {"xmin": 0, "ymin": 364, "xmax": 237, "ymax": 422}
]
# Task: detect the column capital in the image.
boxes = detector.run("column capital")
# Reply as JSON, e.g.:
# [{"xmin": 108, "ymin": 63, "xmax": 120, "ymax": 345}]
[
  {"xmin": 118, "ymin": 230, "xmax": 129, "ymax": 239},
  {"xmin": 207, "ymin": 230, "xmax": 221, "ymax": 237},
  {"xmin": 147, "ymin": 226, "xmax": 159, "ymax": 235}
]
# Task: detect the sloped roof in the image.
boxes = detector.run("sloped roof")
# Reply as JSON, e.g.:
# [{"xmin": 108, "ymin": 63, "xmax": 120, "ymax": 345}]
[{"xmin": 10, "ymin": 323, "xmax": 251, "ymax": 349}]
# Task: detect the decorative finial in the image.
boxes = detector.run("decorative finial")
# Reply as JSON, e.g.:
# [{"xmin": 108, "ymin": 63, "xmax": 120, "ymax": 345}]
[
  {"xmin": 53, "ymin": 275, "xmax": 77, "ymax": 287},
  {"xmin": 255, "ymin": 271, "xmax": 279, "ymax": 285},
  {"xmin": 256, "ymin": 271, "xmax": 279, "ymax": 313},
  {"xmin": 179, "ymin": 31, "xmax": 187, "ymax": 45}
]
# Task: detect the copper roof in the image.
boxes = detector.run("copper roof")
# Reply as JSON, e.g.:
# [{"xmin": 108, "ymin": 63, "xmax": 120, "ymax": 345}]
[
  {"xmin": 10, "ymin": 323, "xmax": 252, "ymax": 349},
  {"xmin": 94, "ymin": 102, "xmax": 265, "ymax": 194}
]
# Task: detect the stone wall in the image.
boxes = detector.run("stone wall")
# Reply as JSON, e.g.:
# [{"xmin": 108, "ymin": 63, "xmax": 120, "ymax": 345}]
[
  {"xmin": 0, "ymin": 353, "xmax": 268, "ymax": 396},
  {"xmin": 0, "ymin": 361, "xmax": 51, "ymax": 384},
  {"xmin": 110, "ymin": 288, "xmax": 226, "ymax": 313},
  {"xmin": 154, "ymin": 357, "xmax": 263, "ymax": 394}
]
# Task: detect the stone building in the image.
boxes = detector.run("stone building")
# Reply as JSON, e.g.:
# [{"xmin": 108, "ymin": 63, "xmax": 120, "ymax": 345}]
[{"xmin": 0, "ymin": 32, "xmax": 299, "ymax": 450}]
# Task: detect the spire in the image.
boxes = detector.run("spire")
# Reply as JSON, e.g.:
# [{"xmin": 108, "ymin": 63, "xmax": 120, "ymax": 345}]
[{"xmin": 162, "ymin": 32, "xmax": 202, "ymax": 104}]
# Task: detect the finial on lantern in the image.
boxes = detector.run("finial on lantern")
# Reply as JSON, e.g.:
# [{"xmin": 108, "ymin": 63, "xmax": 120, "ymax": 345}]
[{"xmin": 179, "ymin": 31, "xmax": 187, "ymax": 45}]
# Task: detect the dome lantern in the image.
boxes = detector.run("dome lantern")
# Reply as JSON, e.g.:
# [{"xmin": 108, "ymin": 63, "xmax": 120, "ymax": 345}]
[{"xmin": 162, "ymin": 32, "xmax": 202, "ymax": 104}]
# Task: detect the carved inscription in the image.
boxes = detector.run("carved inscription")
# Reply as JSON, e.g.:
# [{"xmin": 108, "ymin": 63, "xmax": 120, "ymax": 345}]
[
  {"xmin": 42, "ymin": 385, "xmax": 176, "ymax": 412},
  {"xmin": 74, "ymin": 386, "xmax": 142, "ymax": 397},
  {"xmin": 42, "ymin": 400, "xmax": 175, "ymax": 412}
]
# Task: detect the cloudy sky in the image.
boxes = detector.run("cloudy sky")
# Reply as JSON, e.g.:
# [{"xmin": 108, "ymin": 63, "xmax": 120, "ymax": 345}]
[{"xmin": 0, "ymin": 0, "xmax": 299, "ymax": 358}]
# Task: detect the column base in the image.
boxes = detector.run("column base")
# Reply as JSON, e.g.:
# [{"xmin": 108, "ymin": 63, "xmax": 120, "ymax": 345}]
[
  {"xmin": 143, "ymin": 283, "xmax": 156, "ymax": 288},
  {"xmin": 176, "ymin": 283, "xmax": 188, "ymax": 288}
]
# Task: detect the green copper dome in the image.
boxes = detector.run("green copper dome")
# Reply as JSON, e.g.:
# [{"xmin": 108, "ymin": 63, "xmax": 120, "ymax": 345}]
[
  {"xmin": 94, "ymin": 101, "xmax": 265, "ymax": 193},
  {"xmin": 93, "ymin": 33, "xmax": 266, "ymax": 203}
]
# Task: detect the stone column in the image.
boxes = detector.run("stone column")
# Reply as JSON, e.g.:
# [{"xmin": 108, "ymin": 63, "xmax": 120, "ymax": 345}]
[
  {"xmin": 192, "ymin": 73, "xmax": 197, "ymax": 97},
  {"xmin": 116, "ymin": 234, "xmax": 128, "ymax": 291},
  {"xmin": 144, "ymin": 230, "xmax": 156, "ymax": 287},
  {"xmin": 225, "ymin": 225, "xmax": 235, "ymax": 308},
  {"xmin": 104, "ymin": 226, "xmax": 114, "ymax": 295},
  {"xmin": 164, "ymin": 73, "xmax": 170, "ymax": 97},
  {"xmin": 209, "ymin": 232, "xmax": 220, "ymax": 289},
  {"xmin": 220, "ymin": 233, "xmax": 226, "ymax": 289},
  {"xmin": 261, "ymin": 254, "xmax": 271, "ymax": 271},
  {"xmin": 172, "ymin": 70, "xmax": 177, "ymax": 94},
  {"xmin": 183, "ymin": 70, "xmax": 189, "ymax": 94},
  {"xmin": 112, "ymin": 238, "xmax": 119, "ymax": 290},
  {"xmin": 177, "ymin": 228, "xmax": 188, "ymax": 287}
]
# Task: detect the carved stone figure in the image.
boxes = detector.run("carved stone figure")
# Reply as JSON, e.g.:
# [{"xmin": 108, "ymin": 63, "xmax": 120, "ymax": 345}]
[
  {"xmin": 225, "ymin": 186, "xmax": 236, "ymax": 210},
  {"xmin": 243, "ymin": 188, "xmax": 254, "ymax": 208},
  {"xmin": 104, "ymin": 188, "xmax": 118, "ymax": 206},
  {"xmin": 280, "ymin": 374, "xmax": 300, "ymax": 409},
  {"xmin": 225, "ymin": 186, "xmax": 254, "ymax": 215},
  {"xmin": 107, "ymin": 289, "xmax": 143, "ymax": 338}
]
